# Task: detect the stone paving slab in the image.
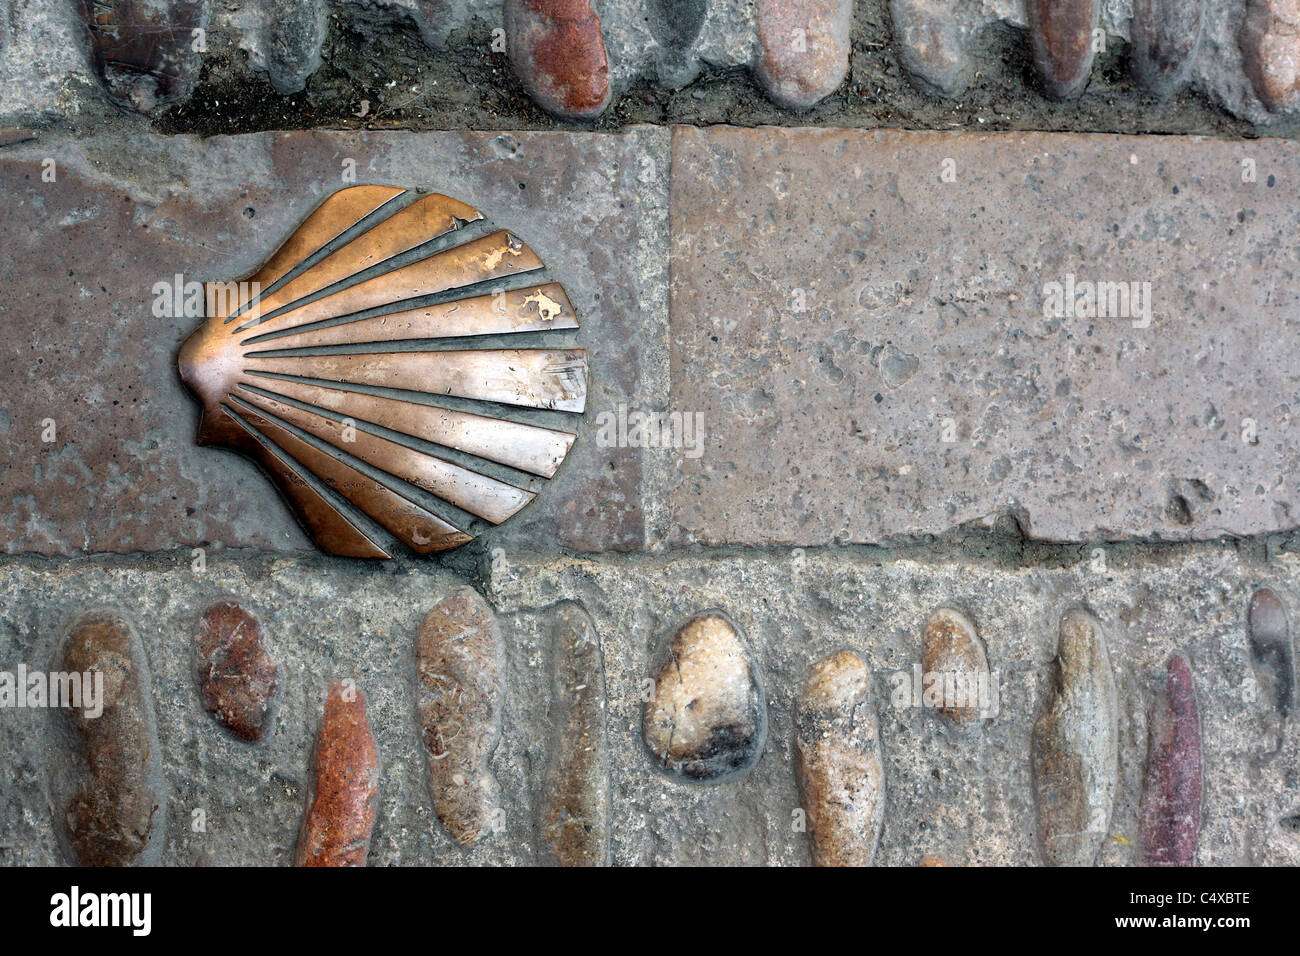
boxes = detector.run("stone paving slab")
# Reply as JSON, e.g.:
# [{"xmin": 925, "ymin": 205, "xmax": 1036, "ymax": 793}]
[
  {"xmin": 1, "ymin": 546, "xmax": 1296, "ymax": 865},
  {"xmin": 668, "ymin": 126, "xmax": 1300, "ymax": 548},
  {"xmin": 0, "ymin": 127, "xmax": 668, "ymax": 556}
]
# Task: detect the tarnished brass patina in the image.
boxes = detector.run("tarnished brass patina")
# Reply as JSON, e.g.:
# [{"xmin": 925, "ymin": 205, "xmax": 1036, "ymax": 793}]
[{"xmin": 178, "ymin": 185, "xmax": 587, "ymax": 558}]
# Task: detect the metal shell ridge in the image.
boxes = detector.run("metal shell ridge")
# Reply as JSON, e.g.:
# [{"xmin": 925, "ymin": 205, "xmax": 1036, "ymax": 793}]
[{"xmin": 178, "ymin": 185, "xmax": 587, "ymax": 558}]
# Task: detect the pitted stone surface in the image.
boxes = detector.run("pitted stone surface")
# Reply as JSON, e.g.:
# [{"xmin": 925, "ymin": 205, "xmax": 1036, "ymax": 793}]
[
  {"xmin": 669, "ymin": 126, "xmax": 1300, "ymax": 548},
  {"xmin": 0, "ymin": 127, "xmax": 667, "ymax": 555}
]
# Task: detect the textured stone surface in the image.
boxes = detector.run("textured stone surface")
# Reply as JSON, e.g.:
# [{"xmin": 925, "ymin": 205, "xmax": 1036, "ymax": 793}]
[
  {"xmin": 195, "ymin": 600, "xmax": 282, "ymax": 743},
  {"xmin": 1026, "ymin": 0, "xmax": 1100, "ymax": 100},
  {"xmin": 505, "ymin": 0, "xmax": 611, "ymax": 120},
  {"xmin": 668, "ymin": 126, "xmax": 1300, "ymax": 548},
  {"xmin": 1031, "ymin": 608, "xmax": 1118, "ymax": 867},
  {"xmin": 1240, "ymin": 0, "xmax": 1300, "ymax": 111},
  {"xmin": 890, "ymin": 0, "xmax": 972, "ymax": 98},
  {"xmin": 922, "ymin": 607, "xmax": 989, "ymax": 726},
  {"xmin": 753, "ymin": 0, "xmax": 853, "ymax": 110},
  {"xmin": 51, "ymin": 610, "xmax": 165, "ymax": 866},
  {"xmin": 643, "ymin": 613, "xmax": 766, "ymax": 783},
  {"xmin": 1131, "ymin": 0, "xmax": 1204, "ymax": 97},
  {"xmin": 1139, "ymin": 653, "xmax": 1202, "ymax": 867},
  {"xmin": 416, "ymin": 587, "xmax": 504, "ymax": 846},
  {"xmin": 0, "ymin": 127, "xmax": 667, "ymax": 555},
  {"xmin": 538, "ymin": 601, "xmax": 609, "ymax": 866},
  {"xmin": 794, "ymin": 651, "xmax": 884, "ymax": 866},
  {"xmin": 77, "ymin": 0, "xmax": 208, "ymax": 112},
  {"xmin": 1247, "ymin": 586, "xmax": 1295, "ymax": 720},
  {"xmin": 295, "ymin": 681, "xmax": 380, "ymax": 866}
]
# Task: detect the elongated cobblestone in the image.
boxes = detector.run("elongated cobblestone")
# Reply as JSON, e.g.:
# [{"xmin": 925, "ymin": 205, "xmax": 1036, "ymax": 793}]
[
  {"xmin": 1031, "ymin": 608, "xmax": 1118, "ymax": 867},
  {"xmin": 794, "ymin": 651, "xmax": 884, "ymax": 866},
  {"xmin": 295, "ymin": 681, "xmax": 380, "ymax": 867},
  {"xmin": 55, "ymin": 610, "xmax": 166, "ymax": 867},
  {"xmin": 539, "ymin": 601, "xmax": 609, "ymax": 866},
  {"xmin": 417, "ymin": 588, "xmax": 505, "ymax": 846},
  {"xmin": 1139, "ymin": 654, "xmax": 1202, "ymax": 867}
]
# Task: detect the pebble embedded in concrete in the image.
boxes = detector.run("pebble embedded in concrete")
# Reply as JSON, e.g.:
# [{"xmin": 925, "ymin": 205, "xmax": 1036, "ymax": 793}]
[
  {"xmin": 643, "ymin": 613, "xmax": 766, "ymax": 783},
  {"xmin": 1139, "ymin": 654, "xmax": 1203, "ymax": 867},
  {"xmin": 889, "ymin": 0, "xmax": 971, "ymax": 98},
  {"xmin": 505, "ymin": 0, "xmax": 612, "ymax": 120},
  {"xmin": 753, "ymin": 0, "xmax": 853, "ymax": 110},
  {"xmin": 55, "ymin": 610, "xmax": 166, "ymax": 867},
  {"xmin": 194, "ymin": 600, "xmax": 282, "ymax": 743},
  {"xmin": 1247, "ymin": 587, "xmax": 1295, "ymax": 720},
  {"xmin": 539, "ymin": 601, "xmax": 609, "ymax": 867},
  {"xmin": 1240, "ymin": 0, "xmax": 1300, "ymax": 111},
  {"xmin": 416, "ymin": 587, "xmax": 505, "ymax": 846},
  {"xmin": 1025, "ymin": 0, "xmax": 1099, "ymax": 100},
  {"xmin": 1031, "ymin": 607, "xmax": 1118, "ymax": 867},
  {"xmin": 922, "ymin": 607, "xmax": 989, "ymax": 727},
  {"xmin": 295, "ymin": 681, "xmax": 380, "ymax": 867},
  {"xmin": 76, "ymin": 0, "xmax": 207, "ymax": 111},
  {"xmin": 1130, "ymin": 0, "xmax": 1203, "ymax": 97},
  {"xmin": 794, "ymin": 651, "xmax": 884, "ymax": 866}
]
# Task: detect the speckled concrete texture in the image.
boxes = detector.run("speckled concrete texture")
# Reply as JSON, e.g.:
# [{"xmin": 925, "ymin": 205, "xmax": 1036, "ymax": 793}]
[{"xmin": 668, "ymin": 126, "xmax": 1300, "ymax": 547}]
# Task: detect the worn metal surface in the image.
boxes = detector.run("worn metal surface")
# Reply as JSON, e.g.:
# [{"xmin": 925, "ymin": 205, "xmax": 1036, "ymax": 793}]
[{"xmin": 177, "ymin": 184, "xmax": 587, "ymax": 558}]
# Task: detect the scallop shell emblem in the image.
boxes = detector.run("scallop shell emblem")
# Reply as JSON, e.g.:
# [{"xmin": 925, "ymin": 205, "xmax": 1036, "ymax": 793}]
[{"xmin": 177, "ymin": 185, "xmax": 587, "ymax": 559}]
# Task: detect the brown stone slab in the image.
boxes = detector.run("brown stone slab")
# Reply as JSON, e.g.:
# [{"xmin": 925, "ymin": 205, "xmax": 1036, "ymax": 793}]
[
  {"xmin": 668, "ymin": 126, "xmax": 1300, "ymax": 546},
  {"xmin": 0, "ymin": 128, "xmax": 666, "ymax": 554}
]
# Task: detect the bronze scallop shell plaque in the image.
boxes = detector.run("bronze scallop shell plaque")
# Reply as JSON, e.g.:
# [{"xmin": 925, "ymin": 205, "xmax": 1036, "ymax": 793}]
[{"xmin": 178, "ymin": 185, "xmax": 587, "ymax": 558}]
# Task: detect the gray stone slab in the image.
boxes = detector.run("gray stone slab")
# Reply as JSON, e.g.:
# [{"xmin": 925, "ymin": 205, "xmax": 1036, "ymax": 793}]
[
  {"xmin": 668, "ymin": 126, "xmax": 1300, "ymax": 547},
  {"xmin": 0, "ymin": 127, "xmax": 668, "ymax": 555}
]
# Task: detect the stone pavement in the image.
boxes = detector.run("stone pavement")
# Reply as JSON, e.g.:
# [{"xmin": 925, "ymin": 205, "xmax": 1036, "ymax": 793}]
[{"xmin": 0, "ymin": 2, "xmax": 1298, "ymax": 869}]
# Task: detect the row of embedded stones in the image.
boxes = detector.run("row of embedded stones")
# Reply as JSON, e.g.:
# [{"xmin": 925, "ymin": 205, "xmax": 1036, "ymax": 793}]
[
  {"xmin": 53, "ymin": 584, "xmax": 1298, "ymax": 866},
  {"xmin": 76, "ymin": 0, "xmax": 1300, "ymax": 120},
  {"xmin": 900, "ymin": 0, "xmax": 1300, "ymax": 109}
]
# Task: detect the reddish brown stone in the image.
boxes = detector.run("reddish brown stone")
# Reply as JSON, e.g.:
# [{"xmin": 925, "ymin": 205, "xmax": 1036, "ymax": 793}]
[
  {"xmin": 416, "ymin": 588, "xmax": 504, "ymax": 846},
  {"xmin": 1026, "ymin": 0, "xmax": 1099, "ymax": 99},
  {"xmin": 1139, "ymin": 654, "xmax": 1202, "ymax": 867},
  {"xmin": 295, "ymin": 682, "xmax": 380, "ymax": 867},
  {"xmin": 1241, "ymin": 0, "xmax": 1300, "ymax": 111},
  {"xmin": 76, "ymin": 0, "xmax": 206, "ymax": 112},
  {"xmin": 918, "ymin": 854, "xmax": 950, "ymax": 866},
  {"xmin": 1131, "ymin": 0, "xmax": 1203, "ymax": 96},
  {"xmin": 505, "ymin": 0, "xmax": 611, "ymax": 120},
  {"xmin": 58, "ymin": 610, "xmax": 166, "ymax": 866},
  {"xmin": 195, "ymin": 600, "xmax": 282, "ymax": 743},
  {"xmin": 754, "ymin": 0, "xmax": 853, "ymax": 110}
]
